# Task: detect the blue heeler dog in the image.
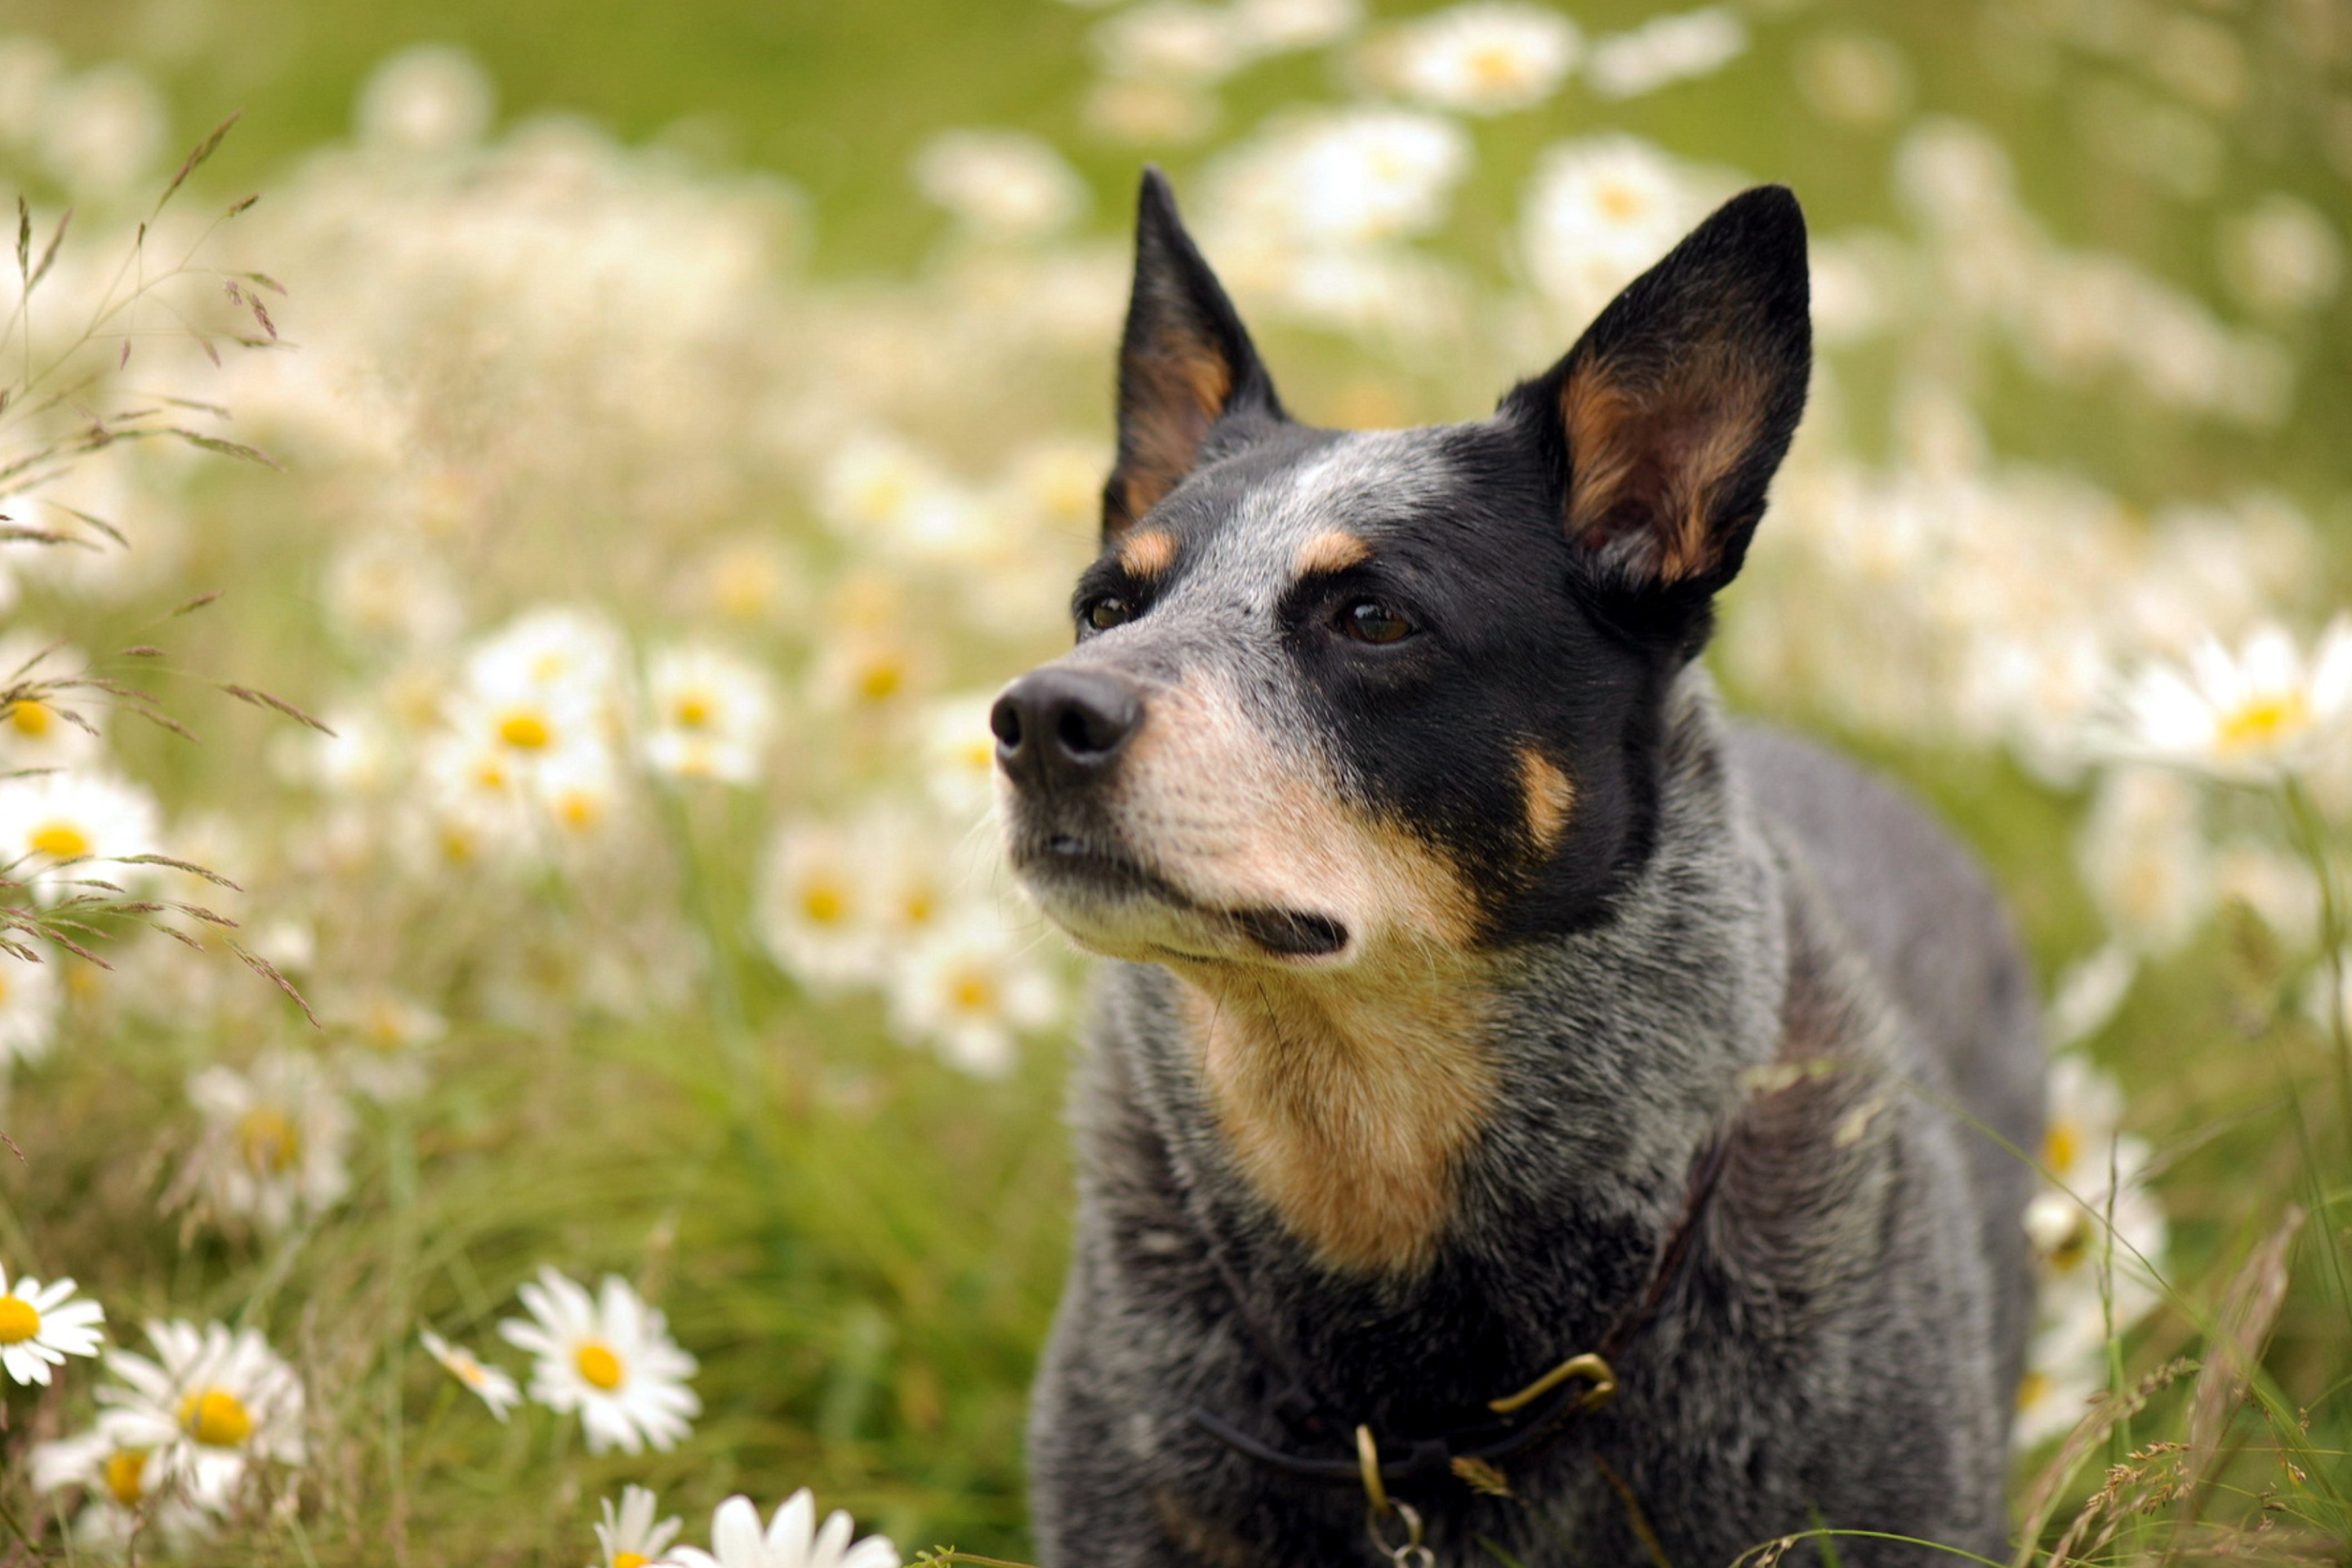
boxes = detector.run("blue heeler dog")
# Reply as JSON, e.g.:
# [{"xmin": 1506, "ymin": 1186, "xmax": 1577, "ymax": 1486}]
[{"xmin": 990, "ymin": 170, "xmax": 2042, "ymax": 1567}]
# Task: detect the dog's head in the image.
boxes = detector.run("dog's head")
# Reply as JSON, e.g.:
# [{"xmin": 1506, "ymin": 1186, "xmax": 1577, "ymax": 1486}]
[{"xmin": 994, "ymin": 170, "xmax": 1810, "ymax": 975}]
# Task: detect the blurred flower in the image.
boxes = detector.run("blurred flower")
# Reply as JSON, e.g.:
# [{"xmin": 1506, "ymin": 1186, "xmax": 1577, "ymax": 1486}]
[
  {"xmin": 96, "ymin": 1320, "xmax": 306, "ymax": 1510},
  {"xmin": 499, "ymin": 1267, "xmax": 700, "ymax": 1454},
  {"xmin": 2219, "ymin": 194, "xmax": 2342, "ymax": 316},
  {"xmin": 356, "ymin": 44, "xmax": 497, "ymax": 155},
  {"xmin": 887, "ymin": 911, "xmax": 1059, "ymax": 1077},
  {"xmin": 0, "ymin": 954, "xmax": 61, "ymax": 1070},
  {"xmin": 1795, "ymin": 32, "xmax": 1912, "ymax": 127},
  {"xmin": 913, "ymin": 130, "xmax": 1087, "ymax": 242},
  {"xmin": 2105, "ymin": 617, "xmax": 2352, "ymax": 783},
  {"xmin": 592, "ymin": 1483, "xmax": 683, "ymax": 1568},
  {"xmin": 1585, "ymin": 8, "xmax": 1746, "ymax": 100},
  {"xmin": 2047, "ymin": 943, "xmax": 2134, "ymax": 1049},
  {"xmin": 1522, "ymin": 134, "xmax": 1711, "ymax": 326},
  {"xmin": 757, "ymin": 817, "xmax": 889, "ymax": 991},
  {"xmin": 2075, "ymin": 768, "xmax": 2211, "ymax": 956},
  {"xmin": 0, "ymin": 1263, "xmax": 104, "ymax": 1385},
  {"xmin": 2013, "ymin": 1324, "xmax": 2107, "ymax": 1450},
  {"xmin": 1206, "ymin": 108, "xmax": 1469, "ymax": 247},
  {"xmin": 323, "ymin": 532, "xmax": 466, "ymax": 650},
  {"xmin": 921, "ymin": 694, "xmax": 1003, "ymax": 822},
  {"xmin": 666, "ymin": 1492, "xmax": 899, "ymax": 1568},
  {"xmin": 642, "ymin": 644, "xmax": 775, "ymax": 786},
  {"xmin": 30, "ymin": 1426, "xmax": 215, "ymax": 1548},
  {"xmin": 0, "ymin": 635, "xmax": 105, "ymax": 771},
  {"xmin": 1233, "ymin": 0, "xmax": 1362, "ymax": 52},
  {"xmin": 0, "ymin": 769, "xmax": 163, "ymax": 904},
  {"xmin": 1084, "ymin": 79, "xmax": 1220, "ymax": 145},
  {"xmin": 184, "ymin": 1051, "xmax": 355, "ymax": 1234},
  {"xmin": 1092, "ymin": 1, "xmax": 1254, "ymax": 84},
  {"xmin": 814, "ymin": 433, "xmax": 973, "ymax": 558},
  {"xmin": 419, "ymin": 1328, "xmax": 523, "ymax": 1421},
  {"xmin": 36, "ymin": 65, "xmax": 164, "ymax": 194},
  {"xmin": 1379, "ymin": 2, "xmax": 1580, "ymax": 116}
]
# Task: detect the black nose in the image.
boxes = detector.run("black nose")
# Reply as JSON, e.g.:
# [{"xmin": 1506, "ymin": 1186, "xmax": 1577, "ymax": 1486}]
[{"xmin": 991, "ymin": 667, "xmax": 1143, "ymax": 790}]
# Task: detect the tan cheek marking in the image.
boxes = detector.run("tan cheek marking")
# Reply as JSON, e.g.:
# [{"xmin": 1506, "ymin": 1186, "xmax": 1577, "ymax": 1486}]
[
  {"xmin": 1292, "ymin": 528, "xmax": 1371, "ymax": 579},
  {"xmin": 1118, "ymin": 528, "xmax": 1179, "ymax": 580},
  {"xmin": 1519, "ymin": 746, "xmax": 1575, "ymax": 854},
  {"xmin": 1177, "ymin": 964, "xmax": 1495, "ymax": 1277}
]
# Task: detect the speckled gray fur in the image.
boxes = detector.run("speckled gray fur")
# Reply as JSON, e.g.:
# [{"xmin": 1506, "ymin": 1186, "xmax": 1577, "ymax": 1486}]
[{"xmin": 1026, "ymin": 670, "xmax": 2042, "ymax": 1567}]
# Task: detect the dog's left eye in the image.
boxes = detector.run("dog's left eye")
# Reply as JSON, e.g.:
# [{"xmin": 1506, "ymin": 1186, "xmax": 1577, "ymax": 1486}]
[
  {"xmin": 1343, "ymin": 599, "xmax": 1414, "ymax": 645},
  {"xmin": 1084, "ymin": 596, "xmax": 1136, "ymax": 633}
]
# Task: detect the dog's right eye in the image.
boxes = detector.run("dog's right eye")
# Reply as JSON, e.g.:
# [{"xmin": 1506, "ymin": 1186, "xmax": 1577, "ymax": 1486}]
[{"xmin": 1084, "ymin": 596, "xmax": 1136, "ymax": 633}]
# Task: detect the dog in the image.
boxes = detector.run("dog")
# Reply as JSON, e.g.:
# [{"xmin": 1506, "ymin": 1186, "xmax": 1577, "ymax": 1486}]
[{"xmin": 991, "ymin": 169, "xmax": 2042, "ymax": 1567}]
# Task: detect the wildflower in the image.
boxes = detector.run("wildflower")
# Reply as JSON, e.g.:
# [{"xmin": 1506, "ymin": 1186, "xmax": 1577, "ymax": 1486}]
[
  {"xmin": 757, "ymin": 817, "xmax": 889, "ymax": 991},
  {"xmin": 2219, "ymin": 194, "xmax": 2341, "ymax": 315},
  {"xmin": 2105, "ymin": 617, "xmax": 2352, "ymax": 782},
  {"xmin": 1233, "ymin": 0, "xmax": 1361, "ymax": 52},
  {"xmin": 1521, "ymin": 134, "xmax": 1710, "ymax": 327},
  {"xmin": 419, "ymin": 1328, "xmax": 523, "ymax": 1421},
  {"xmin": 665, "ymin": 1492, "xmax": 899, "ymax": 1568},
  {"xmin": 2012, "ymin": 1327, "xmax": 2107, "ymax": 1451},
  {"xmin": 887, "ymin": 911, "xmax": 1059, "ymax": 1077},
  {"xmin": 642, "ymin": 644, "xmax": 775, "ymax": 786},
  {"xmin": 96, "ymin": 1320, "xmax": 305, "ymax": 1510},
  {"xmin": 0, "ymin": 953, "xmax": 61, "ymax": 1070},
  {"xmin": 1584, "ymin": 7, "xmax": 1746, "ymax": 100},
  {"xmin": 1083, "ymin": 79, "xmax": 1218, "ymax": 145},
  {"xmin": 323, "ymin": 532, "xmax": 465, "ymax": 649},
  {"xmin": 499, "ymin": 1267, "xmax": 700, "ymax": 1454},
  {"xmin": 1092, "ymin": 1, "xmax": 1254, "ymax": 85},
  {"xmin": 2073, "ymin": 767, "xmax": 2212, "ymax": 956},
  {"xmin": 30, "ymin": 1426, "xmax": 214, "ymax": 1548},
  {"xmin": 1381, "ymin": 2, "xmax": 1580, "ymax": 116},
  {"xmin": 912, "ymin": 130, "xmax": 1087, "ymax": 242},
  {"xmin": 0, "ymin": 1263, "xmax": 104, "ymax": 1384},
  {"xmin": 336, "ymin": 988, "xmax": 448, "ymax": 1102},
  {"xmin": 1207, "ymin": 108, "xmax": 1469, "ymax": 247},
  {"xmin": 184, "ymin": 1051, "xmax": 354, "ymax": 1233},
  {"xmin": 921, "ymin": 694, "xmax": 1004, "ymax": 822},
  {"xmin": 355, "ymin": 43, "xmax": 496, "ymax": 156},
  {"xmin": 0, "ymin": 634, "xmax": 105, "ymax": 770},
  {"xmin": 464, "ymin": 606, "xmax": 627, "ymax": 719},
  {"xmin": 0, "ymin": 769, "xmax": 163, "ymax": 903},
  {"xmin": 591, "ymin": 1484, "xmax": 684, "ymax": 1568}
]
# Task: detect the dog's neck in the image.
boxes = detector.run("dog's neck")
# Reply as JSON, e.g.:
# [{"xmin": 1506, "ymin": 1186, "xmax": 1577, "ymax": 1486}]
[{"xmin": 1116, "ymin": 667, "xmax": 1793, "ymax": 1312}]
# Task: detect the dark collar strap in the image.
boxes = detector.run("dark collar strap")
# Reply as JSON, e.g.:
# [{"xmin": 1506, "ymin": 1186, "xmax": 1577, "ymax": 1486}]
[{"xmin": 1190, "ymin": 1138, "xmax": 1730, "ymax": 1491}]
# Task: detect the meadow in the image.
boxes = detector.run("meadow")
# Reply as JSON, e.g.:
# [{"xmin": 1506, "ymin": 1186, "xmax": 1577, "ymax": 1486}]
[{"xmin": 0, "ymin": 0, "xmax": 2348, "ymax": 1562}]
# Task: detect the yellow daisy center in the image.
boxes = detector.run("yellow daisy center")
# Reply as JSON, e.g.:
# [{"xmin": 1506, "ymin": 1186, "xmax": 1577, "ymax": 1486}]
[
  {"xmin": 1468, "ymin": 44, "xmax": 1524, "ymax": 87},
  {"xmin": 499, "ymin": 710, "xmax": 553, "ymax": 750},
  {"xmin": 0, "ymin": 1296, "xmax": 39, "ymax": 1343},
  {"xmin": 951, "ymin": 970, "xmax": 996, "ymax": 1014},
  {"xmin": 178, "ymin": 1388, "xmax": 255, "ymax": 1448},
  {"xmin": 672, "ymin": 693, "xmax": 714, "ymax": 730},
  {"xmin": 802, "ymin": 881, "xmax": 849, "ymax": 925},
  {"xmin": 1598, "ymin": 181, "xmax": 1646, "ymax": 222},
  {"xmin": 614, "ymin": 1556, "xmax": 652, "ymax": 1568},
  {"xmin": 9, "ymin": 700, "xmax": 53, "ymax": 737},
  {"xmin": 2216, "ymin": 691, "xmax": 2309, "ymax": 752},
  {"xmin": 856, "ymin": 659, "xmax": 906, "ymax": 704},
  {"xmin": 575, "ymin": 1341, "xmax": 624, "ymax": 1390},
  {"xmin": 238, "ymin": 1107, "xmax": 302, "ymax": 1175},
  {"xmin": 29, "ymin": 822, "xmax": 89, "ymax": 859},
  {"xmin": 2016, "ymin": 1370, "xmax": 2048, "ymax": 1411},
  {"xmin": 101, "ymin": 1448, "xmax": 148, "ymax": 1508},
  {"xmin": 447, "ymin": 1355, "xmax": 488, "ymax": 1388},
  {"xmin": 2044, "ymin": 1120, "xmax": 2079, "ymax": 1175},
  {"xmin": 902, "ymin": 889, "xmax": 937, "ymax": 928}
]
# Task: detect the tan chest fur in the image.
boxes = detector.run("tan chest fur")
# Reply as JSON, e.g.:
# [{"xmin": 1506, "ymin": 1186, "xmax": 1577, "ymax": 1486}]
[{"xmin": 1174, "ymin": 960, "xmax": 1497, "ymax": 1276}]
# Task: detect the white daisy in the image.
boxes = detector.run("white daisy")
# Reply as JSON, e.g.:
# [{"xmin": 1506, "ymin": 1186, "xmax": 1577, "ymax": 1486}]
[
  {"xmin": 0, "ymin": 953, "xmax": 62, "ymax": 1069},
  {"xmin": 184, "ymin": 1051, "xmax": 354, "ymax": 1234},
  {"xmin": 95, "ymin": 1319, "xmax": 305, "ymax": 1510},
  {"xmin": 0, "ymin": 769, "xmax": 163, "ymax": 904},
  {"xmin": 920, "ymin": 694, "xmax": 1004, "ymax": 822},
  {"xmin": 419, "ymin": 1328, "xmax": 523, "ymax": 1421},
  {"xmin": 1091, "ymin": 1, "xmax": 1254, "ymax": 85},
  {"xmin": 0, "ymin": 1262, "xmax": 103, "ymax": 1384},
  {"xmin": 2073, "ymin": 766, "xmax": 2212, "ymax": 957},
  {"xmin": 1521, "ymin": 134, "xmax": 1712, "ymax": 327},
  {"xmin": 886, "ymin": 910, "xmax": 1059, "ymax": 1078},
  {"xmin": 497, "ymin": 1267, "xmax": 700, "ymax": 1454},
  {"xmin": 0, "ymin": 633, "xmax": 105, "ymax": 770},
  {"xmin": 464, "ymin": 606, "xmax": 626, "ymax": 714},
  {"xmin": 591, "ymin": 1483, "xmax": 683, "ymax": 1568},
  {"xmin": 2012, "ymin": 1325, "xmax": 2108, "ymax": 1451},
  {"xmin": 1381, "ymin": 2, "xmax": 1581, "ymax": 116},
  {"xmin": 912, "ymin": 130, "xmax": 1087, "ymax": 243},
  {"xmin": 29, "ymin": 1426, "xmax": 216, "ymax": 1547},
  {"xmin": 642, "ymin": 644, "xmax": 775, "ymax": 786},
  {"xmin": 2105, "ymin": 616, "xmax": 2352, "ymax": 782},
  {"xmin": 1583, "ymin": 7, "xmax": 1747, "ymax": 100},
  {"xmin": 665, "ymin": 1492, "xmax": 899, "ymax": 1568},
  {"xmin": 1207, "ymin": 108, "xmax": 1469, "ymax": 248},
  {"xmin": 336, "ymin": 988, "xmax": 448, "ymax": 1102},
  {"xmin": 756, "ymin": 817, "xmax": 891, "ymax": 992}
]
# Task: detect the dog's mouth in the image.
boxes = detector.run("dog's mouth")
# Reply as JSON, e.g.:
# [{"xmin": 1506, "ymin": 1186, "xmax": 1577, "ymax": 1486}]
[{"xmin": 1013, "ymin": 832, "xmax": 1353, "ymax": 964}]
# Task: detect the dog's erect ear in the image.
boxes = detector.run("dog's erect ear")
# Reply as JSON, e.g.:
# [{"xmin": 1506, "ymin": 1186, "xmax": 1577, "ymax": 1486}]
[
  {"xmin": 1505, "ymin": 185, "xmax": 1810, "ymax": 613},
  {"xmin": 1102, "ymin": 167, "xmax": 1285, "ymax": 538}
]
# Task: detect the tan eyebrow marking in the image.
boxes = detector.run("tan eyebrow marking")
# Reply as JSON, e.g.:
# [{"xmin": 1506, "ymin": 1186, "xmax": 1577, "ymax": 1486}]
[
  {"xmin": 1518, "ymin": 746, "xmax": 1576, "ymax": 854},
  {"xmin": 1293, "ymin": 528, "xmax": 1372, "ymax": 579},
  {"xmin": 1119, "ymin": 528, "xmax": 1179, "ymax": 579}
]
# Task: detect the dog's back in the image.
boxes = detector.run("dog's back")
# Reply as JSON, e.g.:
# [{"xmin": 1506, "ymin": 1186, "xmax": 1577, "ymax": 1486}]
[{"xmin": 1731, "ymin": 724, "xmax": 2043, "ymax": 1399}]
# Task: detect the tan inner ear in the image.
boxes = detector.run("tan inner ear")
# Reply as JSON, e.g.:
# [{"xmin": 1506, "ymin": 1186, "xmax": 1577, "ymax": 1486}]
[
  {"xmin": 1109, "ymin": 332, "xmax": 1235, "ymax": 530},
  {"xmin": 1560, "ymin": 344, "xmax": 1767, "ymax": 586}
]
